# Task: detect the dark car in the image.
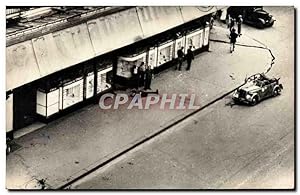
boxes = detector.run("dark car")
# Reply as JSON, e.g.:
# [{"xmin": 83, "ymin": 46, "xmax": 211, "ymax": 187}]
[
  {"xmin": 232, "ymin": 73, "xmax": 283, "ymax": 106},
  {"xmin": 227, "ymin": 6, "xmax": 275, "ymax": 28}
]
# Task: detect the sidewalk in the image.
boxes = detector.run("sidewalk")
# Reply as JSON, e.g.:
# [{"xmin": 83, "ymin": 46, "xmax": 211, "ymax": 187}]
[{"xmin": 6, "ymin": 25, "xmax": 272, "ymax": 189}]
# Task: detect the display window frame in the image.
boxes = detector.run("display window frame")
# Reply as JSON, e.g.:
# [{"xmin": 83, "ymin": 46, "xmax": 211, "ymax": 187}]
[
  {"xmin": 85, "ymin": 71, "xmax": 95, "ymax": 99},
  {"xmin": 203, "ymin": 26, "xmax": 210, "ymax": 46},
  {"xmin": 157, "ymin": 40, "xmax": 174, "ymax": 66},
  {"xmin": 97, "ymin": 66, "xmax": 113, "ymax": 94},
  {"xmin": 174, "ymin": 36, "xmax": 186, "ymax": 59},
  {"xmin": 148, "ymin": 47, "xmax": 158, "ymax": 69},
  {"xmin": 36, "ymin": 87, "xmax": 60, "ymax": 118},
  {"xmin": 185, "ymin": 28, "xmax": 204, "ymax": 53},
  {"xmin": 59, "ymin": 77, "xmax": 84, "ymax": 110},
  {"xmin": 117, "ymin": 52, "xmax": 146, "ymax": 78}
]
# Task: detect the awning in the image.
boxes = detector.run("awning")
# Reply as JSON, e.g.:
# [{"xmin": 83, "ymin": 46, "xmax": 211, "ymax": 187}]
[
  {"xmin": 32, "ymin": 23, "xmax": 95, "ymax": 77},
  {"xmin": 6, "ymin": 40, "xmax": 42, "ymax": 91},
  {"xmin": 179, "ymin": 6, "xmax": 218, "ymax": 23},
  {"xmin": 119, "ymin": 52, "xmax": 146, "ymax": 62},
  {"xmin": 7, "ymin": 6, "xmax": 217, "ymax": 91},
  {"xmin": 87, "ymin": 8, "xmax": 144, "ymax": 56},
  {"xmin": 136, "ymin": 6, "xmax": 184, "ymax": 38}
]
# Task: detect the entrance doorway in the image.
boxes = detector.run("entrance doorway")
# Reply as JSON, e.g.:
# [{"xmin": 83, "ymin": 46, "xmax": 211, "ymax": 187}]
[{"xmin": 13, "ymin": 83, "xmax": 37, "ymax": 130}]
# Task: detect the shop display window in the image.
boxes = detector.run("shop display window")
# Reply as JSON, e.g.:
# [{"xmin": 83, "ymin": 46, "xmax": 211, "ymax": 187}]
[
  {"xmin": 203, "ymin": 26, "xmax": 210, "ymax": 46},
  {"xmin": 174, "ymin": 36, "xmax": 186, "ymax": 58},
  {"xmin": 158, "ymin": 41, "xmax": 174, "ymax": 66},
  {"xmin": 148, "ymin": 47, "xmax": 158, "ymax": 69},
  {"xmin": 186, "ymin": 29, "xmax": 204, "ymax": 52},
  {"xmin": 97, "ymin": 67, "xmax": 113, "ymax": 94},
  {"xmin": 117, "ymin": 53, "xmax": 146, "ymax": 78},
  {"xmin": 36, "ymin": 88, "xmax": 59, "ymax": 117},
  {"xmin": 60, "ymin": 78, "xmax": 84, "ymax": 110},
  {"xmin": 85, "ymin": 72, "xmax": 94, "ymax": 99}
]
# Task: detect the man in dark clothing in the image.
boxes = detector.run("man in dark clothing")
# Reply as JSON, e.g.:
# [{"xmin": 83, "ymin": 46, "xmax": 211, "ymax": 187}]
[
  {"xmin": 139, "ymin": 62, "xmax": 145, "ymax": 88},
  {"xmin": 131, "ymin": 64, "xmax": 139, "ymax": 89},
  {"xmin": 229, "ymin": 28, "xmax": 238, "ymax": 53},
  {"xmin": 186, "ymin": 46, "xmax": 194, "ymax": 71},
  {"xmin": 176, "ymin": 47, "xmax": 184, "ymax": 71},
  {"xmin": 144, "ymin": 66, "xmax": 153, "ymax": 90},
  {"xmin": 229, "ymin": 17, "xmax": 235, "ymax": 32}
]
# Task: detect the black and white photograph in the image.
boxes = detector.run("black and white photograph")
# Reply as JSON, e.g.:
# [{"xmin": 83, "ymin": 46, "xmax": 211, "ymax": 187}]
[{"xmin": 4, "ymin": 1, "xmax": 296, "ymax": 191}]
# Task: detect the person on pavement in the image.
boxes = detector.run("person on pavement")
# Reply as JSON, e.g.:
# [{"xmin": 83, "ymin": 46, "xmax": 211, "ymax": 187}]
[
  {"xmin": 186, "ymin": 46, "xmax": 194, "ymax": 71},
  {"xmin": 139, "ymin": 62, "xmax": 146, "ymax": 88},
  {"xmin": 209, "ymin": 15, "xmax": 214, "ymax": 29},
  {"xmin": 144, "ymin": 66, "xmax": 153, "ymax": 90},
  {"xmin": 131, "ymin": 64, "xmax": 139, "ymax": 89},
  {"xmin": 176, "ymin": 47, "xmax": 185, "ymax": 71},
  {"xmin": 237, "ymin": 15, "xmax": 243, "ymax": 36},
  {"xmin": 229, "ymin": 16, "xmax": 235, "ymax": 32},
  {"xmin": 229, "ymin": 28, "xmax": 239, "ymax": 53}
]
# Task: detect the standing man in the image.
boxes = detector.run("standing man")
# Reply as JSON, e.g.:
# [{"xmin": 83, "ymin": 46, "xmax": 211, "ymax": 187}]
[
  {"xmin": 176, "ymin": 47, "xmax": 185, "ymax": 71},
  {"xmin": 237, "ymin": 15, "xmax": 243, "ymax": 36},
  {"xmin": 229, "ymin": 28, "xmax": 238, "ymax": 53},
  {"xmin": 186, "ymin": 46, "xmax": 194, "ymax": 71},
  {"xmin": 131, "ymin": 64, "xmax": 139, "ymax": 89},
  {"xmin": 227, "ymin": 14, "xmax": 231, "ymax": 29},
  {"xmin": 139, "ymin": 62, "xmax": 146, "ymax": 88},
  {"xmin": 209, "ymin": 15, "xmax": 214, "ymax": 29},
  {"xmin": 229, "ymin": 17, "xmax": 235, "ymax": 32},
  {"xmin": 144, "ymin": 66, "xmax": 153, "ymax": 90}
]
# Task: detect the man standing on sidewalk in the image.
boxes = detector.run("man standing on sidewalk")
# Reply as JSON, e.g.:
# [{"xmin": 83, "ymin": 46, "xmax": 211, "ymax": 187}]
[
  {"xmin": 139, "ymin": 62, "xmax": 146, "ymax": 88},
  {"xmin": 131, "ymin": 64, "xmax": 139, "ymax": 89},
  {"xmin": 144, "ymin": 66, "xmax": 153, "ymax": 90},
  {"xmin": 229, "ymin": 28, "xmax": 238, "ymax": 53},
  {"xmin": 176, "ymin": 47, "xmax": 184, "ymax": 71},
  {"xmin": 186, "ymin": 46, "xmax": 194, "ymax": 71},
  {"xmin": 237, "ymin": 15, "xmax": 243, "ymax": 36},
  {"xmin": 229, "ymin": 16, "xmax": 235, "ymax": 32}
]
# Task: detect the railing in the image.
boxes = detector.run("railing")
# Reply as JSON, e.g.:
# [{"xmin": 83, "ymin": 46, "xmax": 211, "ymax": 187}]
[{"xmin": 6, "ymin": 6, "xmax": 113, "ymax": 39}]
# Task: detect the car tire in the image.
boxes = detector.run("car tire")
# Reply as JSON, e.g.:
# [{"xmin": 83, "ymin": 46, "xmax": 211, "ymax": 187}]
[
  {"xmin": 6, "ymin": 144, "xmax": 11, "ymax": 155},
  {"xmin": 273, "ymin": 88, "xmax": 281, "ymax": 96},
  {"xmin": 251, "ymin": 96, "xmax": 259, "ymax": 106},
  {"xmin": 258, "ymin": 22, "xmax": 265, "ymax": 29}
]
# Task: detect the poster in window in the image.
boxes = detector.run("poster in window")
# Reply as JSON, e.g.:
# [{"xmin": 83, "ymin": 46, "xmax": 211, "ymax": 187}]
[
  {"xmin": 97, "ymin": 67, "xmax": 112, "ymax": 94},
  {"xmin": 62, "ymin": 79, "xmax": 84, "ymax": 109},
  {"xmin": 203, "ymin": 26, "xmax": 210, "ymax": 46},
  {"xmin": 158, "ymin": 42, "xmax": 173, "ymax": 66},
  {"xmin": 148, "ymin": 47, "xmax": 157, "ymax": 69},
  {"xmin": 86, "ymin": 73, "xmax": 94, "ymax": 99}
]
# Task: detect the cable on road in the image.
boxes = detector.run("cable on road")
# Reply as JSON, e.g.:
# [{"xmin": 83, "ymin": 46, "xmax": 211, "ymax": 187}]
[{"xmin": 209, "ymin": 38, "xmax": 276, "ymax": 75}]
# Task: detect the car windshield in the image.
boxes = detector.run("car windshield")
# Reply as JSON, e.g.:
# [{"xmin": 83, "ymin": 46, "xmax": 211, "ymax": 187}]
[
  {"xmin": 254, "ymin": 80, "xmax": 263, "ymax": 87},
  {"xmin": 255, "ymin": 11, "xmax": 270, "ymax": 19}
]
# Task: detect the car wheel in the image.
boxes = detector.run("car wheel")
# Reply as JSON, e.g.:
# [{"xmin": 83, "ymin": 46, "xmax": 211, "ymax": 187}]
[
  {"xmin": 6, "ymin": 144, "xmax": 11, "ymax": 155},
  {"xmin": 273, "ymin": 88, "xmax": 281, "ymax": 96},
  {"xmin": 258, "ymin": 22, "xmax": 265, "ymax": 29},
  {"xmin": 251, "ymin": 96, "xmax": 259, "ymax": 106}
]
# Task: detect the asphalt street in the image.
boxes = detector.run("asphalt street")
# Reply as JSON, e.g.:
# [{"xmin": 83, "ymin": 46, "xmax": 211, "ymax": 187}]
[{"xmin": 70, "ymin": 7, "xmax": 295, "ymax": 189}]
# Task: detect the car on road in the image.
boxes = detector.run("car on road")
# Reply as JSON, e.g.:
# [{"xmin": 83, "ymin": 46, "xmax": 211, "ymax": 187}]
[
  {"xmin": 227, "ymin": 6, "xmax": 276, "ymax": 29},
  {"xmin": 232, "ymin": 73, "xmax": 283, "ymax": 106}
]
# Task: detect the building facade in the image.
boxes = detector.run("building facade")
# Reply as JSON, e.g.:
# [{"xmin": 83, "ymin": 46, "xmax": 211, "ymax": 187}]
[{"xmin": 6, "ymin": 6, "xmax": 226, "ymax": 138}]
